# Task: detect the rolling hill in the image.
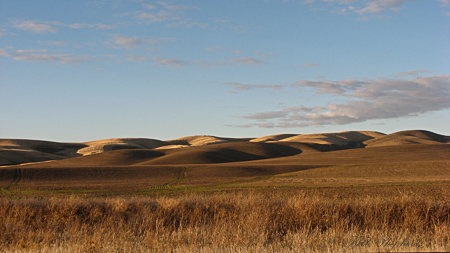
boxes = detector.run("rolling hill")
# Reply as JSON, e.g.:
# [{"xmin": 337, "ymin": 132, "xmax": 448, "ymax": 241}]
[
  {"xmin": 0, "ymin": 130, "xmax": 448, "ymax": 167},
  {"xmin": 0, "ymin": 129, "xmax": 448, "ymax": 191},
  {"xmin": 364, "ymin": 130, "xmax": 450, "ymax": 147}
]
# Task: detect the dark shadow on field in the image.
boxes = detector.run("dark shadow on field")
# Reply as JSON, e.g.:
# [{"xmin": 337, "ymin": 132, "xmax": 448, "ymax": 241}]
[{"xmin": 0, "ymin": 163, "xmax": 321, "ymax": 190}]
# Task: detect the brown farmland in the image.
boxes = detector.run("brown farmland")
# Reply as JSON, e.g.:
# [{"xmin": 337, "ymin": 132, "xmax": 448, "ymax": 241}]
[{"xmin": 0, "ymin": 130, "xmax": 449, "ymax": 252}]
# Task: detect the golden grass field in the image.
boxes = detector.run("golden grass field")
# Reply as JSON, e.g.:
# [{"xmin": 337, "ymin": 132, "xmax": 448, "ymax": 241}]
[{"xmin": 0, "ymin": 130, "xmax": 449, "ymax": 252}]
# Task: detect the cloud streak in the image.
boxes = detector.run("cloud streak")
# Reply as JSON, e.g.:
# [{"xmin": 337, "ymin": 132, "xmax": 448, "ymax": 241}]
[
  {"xmin": 108, "ymin": 34, "xmax": 177, "ymax": 50},
  {"xmin": 68, "ymin": 23, "xmax": 115, "ymax": 30},
  {"xmin": 0, "ymin": 48, "xmax": 92, "ymax": 64},
  {"xmin": 136, "ymin": 1, "xmax": 192, "ymax": 24},
  {"xmin": 225, "ymin": 82, "xmax": 284, "ymax": 91},
  {"xmin": 235, "ymin": 75, "xmax": 450, "ymax": 128},
  {"xmin": 151, "ymin": 57, "xmax": 189, "ymax": 67},
  {"xmin": 12, "ymin": 20, "xmax": 58, "ymax": 34},
  {"xmin": 228, "ymin": 57, "xmax": 266, "ymax": 65},
  {"xmin": 354, "ymin": 0, "xmax": 415, "ymax": 14},
  {"xmin": 11, "ymin": 20, "xmax": 115, "ymax": 34},
  {"xmin": 111, "ymin": 34, "xmax": 140, "ymax": 49},
  {"xmin": 304, "ymin": 0, "xmax": 449, "ymax": 17},
  {"xmin": 149, "ymin": 55, "xmax": 268, "ymax": 68}
]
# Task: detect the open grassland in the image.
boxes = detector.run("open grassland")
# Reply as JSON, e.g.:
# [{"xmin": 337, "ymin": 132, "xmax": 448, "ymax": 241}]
[
  {"xmin": 0, "ymin": 130, "xmax": 449, "ymax": 252},
  {"xmin": 0, "ymin": 184, "xmax": 449, "ymax": 252}
]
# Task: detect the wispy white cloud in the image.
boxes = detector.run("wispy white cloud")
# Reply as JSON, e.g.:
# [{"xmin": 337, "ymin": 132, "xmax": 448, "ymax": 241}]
[
  {"xmin": 136, "ymin": 2, "xmax": 187, "ymax": 23},
  {"xmin": 0, "ymin": 48, "xmax": 93, "ymax": 64},
  {"xmin": 11, "ymin": 20, "xmax": 116, "ymax": 34},
  {"xmin": 438, "ymin": 0, "xmax": 450, "ymax": 5},
  {"xmin": 167, "ymin": 19, "xmax": 209, "ymax": 28},
  {"xmin": 37, "ymin": 41, "xmax": 69, "ymax": 47},
  {"xmin": 149, "ymin": 55, "xmax": 269, "ymax": 68},
  {"xmin": 151, "ymin": 57, "xmax": 189, "ymax": 67},
  {"xmin": 135, "ymin": 1, "xmax": 212, "ymax": 30},
  {"xmin": 0, "ymin": 49, "xmax": 13, "ymax": 57},
  {"xmin": 108, "ymin": 34, "xmax": 176, "ymax": 50},
  {"xmin": 0, "ymin": 29, "xmax": 7, "ymax": 37},
  {"xmin": 68, "ymin": 23, "xmax": 115, "ymax": 30},
  {"xmin": 14, "ymin": 49, "xmax": 48, "ymax": 54},
  {"xmin": 396, "ymin": 70, "xmax": 431, "ymax": 77},
  {"xmin": 110, "ymin": 34, "xmax": 140, "ymax": 49},
  {"xmin": 137, "ymin": 10, "xmax": 182, "ymax": 23},
  {"xmin": 254, "ymin": 51, "xmax": 276, "ymax": 59},
  {"xmin": 143, "ymin": 4, "xmax": 157, "ymax": 9},
  {"xmin": 303, "ymin": 0, "xmax": 449, "ymax": 17},
  {"xmin": 354, "ymin": 0, "xmax": 415, "ymax": 14},
  {"xmin": 228, "ymin": 57, "xmax": 266, "ymax": 65},
  {"xmin": 225, "ymin": 82, "xmax": 285, "ymax": 91},
  {"xmin": 234, "ymin": 74, "xmax": 450, "ymax": 128},
  {"xmin": 14, "ymin": 53, "xmax": 90, "ymax": 64},
  {"xmin": 12, "ymin": 20, "xmax": 58, "ymax": 34},
  {"xmin": 244, "ymin": 111, "xmax": 290, "ymax": 120},
  {"xmin": 156, "ymin": 1, "xmax": 188, "ymax": 11},
  {"xmin": 291, "ymin": 79, "xmax": 365, "ymax": 94}
]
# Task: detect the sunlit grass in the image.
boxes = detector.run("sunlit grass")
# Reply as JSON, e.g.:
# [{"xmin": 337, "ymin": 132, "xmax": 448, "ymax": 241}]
[{"xmin": 0, "ymin": 183, "xmax": 449, "ymax": 252}]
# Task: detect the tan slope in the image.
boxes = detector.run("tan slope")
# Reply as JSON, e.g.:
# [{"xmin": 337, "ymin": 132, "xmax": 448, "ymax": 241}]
[
  {"xmin": 250, "ymin": 134, "xmax": 297, "ymax": 142},
  {"xmin": 364, "ymin": 130, "xmax": 450, "ymax": 148},
  {"xmin": 78, "ymin": 138, "xmax": 166, "ymax": 156},
  {"xmin": 279, "ymin": 131, "xmax": 384, "ymax": 145},
  {"xmin": 165, "ymin": 135, "xmax": 247, "ymax": 146},
  {"xmin": 154, "ymin": 144, "xmax": 190, "ymax": 150}
]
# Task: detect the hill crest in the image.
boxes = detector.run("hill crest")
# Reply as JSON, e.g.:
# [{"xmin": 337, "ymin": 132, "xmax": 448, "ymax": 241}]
[{"xmin": 0, "ymin": 130, "xmax": 448, "ymax": 166}]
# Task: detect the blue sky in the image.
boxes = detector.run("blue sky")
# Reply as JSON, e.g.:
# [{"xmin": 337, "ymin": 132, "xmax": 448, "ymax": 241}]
[{"xmin": 1, "ymin": 0, "xmax": 449, "ymax": 141}]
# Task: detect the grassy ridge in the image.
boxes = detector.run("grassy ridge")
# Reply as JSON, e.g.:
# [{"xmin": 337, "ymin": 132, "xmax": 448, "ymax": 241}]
[{"xmin": 1, "ymin": 186, "xmax": 449, "ymax": 252}]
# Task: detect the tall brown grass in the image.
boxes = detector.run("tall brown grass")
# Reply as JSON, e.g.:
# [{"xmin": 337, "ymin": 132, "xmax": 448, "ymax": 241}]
[{"xmin": 0, "ymin": 190, "xmax": 449, "ymax": 252}]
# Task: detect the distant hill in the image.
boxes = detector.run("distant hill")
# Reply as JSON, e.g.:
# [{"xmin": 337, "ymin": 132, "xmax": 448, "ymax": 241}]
[
  {"xmin": 0, "ymin": 130, "xmax": 448, "ymax": 166},
  {"xmin": 277, "ymin": 131, "xmax": 384, "ymax": 146},
  {"xmin": 364, "ymin": 130, "xmax": 450, "ymax": 147},
  {"xmin": 77, "ymin": 138, "xmax": 167, "ymax": 156},
  {"xmin": 251, "ymin": 134, "xmax": 297, "ymax": 142}
]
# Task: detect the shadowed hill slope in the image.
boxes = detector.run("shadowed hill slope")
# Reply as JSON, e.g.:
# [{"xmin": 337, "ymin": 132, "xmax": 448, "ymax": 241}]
[
  {"xmin": 1, "ymin": 130, "xmax": 448, "ymax": 167},
  {"xmin": 0, "ymin": 139, "xmax": 86, "ymax": 156},
  {"xmin": 139, "ymin": 142, "xmax": 303, "ymax": 165},
  {"xmin": 0, "ymin": 150, "xmax": 65, "ymax": 166},
  {"xmin": 364, "ymin": 130, "xmax": 450, "ymax": 147},
  {"xmin": 0, "ymin": 139, "xmax": 86, "ymax": 166},
  {"xmin": 35, "ymin": 149, "xmax": 166, "ymax": 167},
  {"xmin": 35, "ymin": 142, "xmax": 304, "ymax": 167},
  {"xmin": 242, "ymin": 143, "xmax": 450, "ymax": 167}
]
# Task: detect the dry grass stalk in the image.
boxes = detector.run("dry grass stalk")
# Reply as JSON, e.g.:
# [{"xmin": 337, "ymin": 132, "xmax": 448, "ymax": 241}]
[{"xmin": 0, "ymin": 190, "xmax": 448, "ymax": 252}]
